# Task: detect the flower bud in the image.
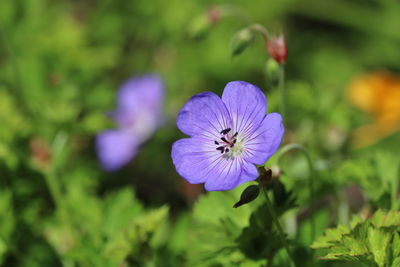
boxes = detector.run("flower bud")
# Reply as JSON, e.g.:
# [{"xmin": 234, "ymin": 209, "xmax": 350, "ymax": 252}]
[
  {"xmin": 230, "ymin": 28, "xmax": 254, "ymax": 56},
  {"xmin": 264, "ymin": 58, "xmax": 280, "ymax": 85},
  {"xmin": 265, "ymin": 33, "xmax": 287, "ymax": 65},
  {"xmin": 188, "ymin": 6, "xmax": 220, "ymax": 39},
  {"xmin": 233, "ymin": 185, "xmax": 260, "ymax": 208}
]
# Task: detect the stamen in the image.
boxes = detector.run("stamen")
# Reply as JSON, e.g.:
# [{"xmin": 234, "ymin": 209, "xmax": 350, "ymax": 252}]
[
  {"xmin": 215, "ymin": 129, "xmax": 240, "ymax": 155},
  {"xmin": 220, "ymin": 128, "xmax": 231, "ymax": 135},
  {"xmin": 216, "ymin": 146, "xmax": 225, "ymax": 153}
]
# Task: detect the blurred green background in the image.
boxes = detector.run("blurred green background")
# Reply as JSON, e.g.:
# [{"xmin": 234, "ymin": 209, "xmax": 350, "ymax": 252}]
[{"xmin": 1, "ymin": 0, "xmax": 400, "ymax": 266}]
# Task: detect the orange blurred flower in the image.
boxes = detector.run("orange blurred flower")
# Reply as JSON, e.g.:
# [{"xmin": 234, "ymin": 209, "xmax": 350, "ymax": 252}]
[{"xmin": 347, "ymin": 71, "xmax": 400, "ymax": 147}]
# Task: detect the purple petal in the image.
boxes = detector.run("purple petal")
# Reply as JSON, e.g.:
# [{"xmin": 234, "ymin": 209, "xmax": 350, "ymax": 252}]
[
  {"xmin": 177, "ymin": 92, "xmax": 232, "ymax": 139},
  {"xmin": 96, "ymin": 130, "xmax": 138, "ymax": 171},
  {"xmin": 171, "ymin": 136, "xmax": 222, "ymax": 184},
  {"xmin": 204, "ymin": 157, "xmax": 242, "ymax": 191},
  {"xmin": 239, "ymin": 162, "xmax": 259, "ymax": 184},
  {"xmin": 243, "ymin": 113, "xmax": 284, "ymax": 165},
  {"xmin": 221, "ymin": 81, "xmax": 267, "ymax": 135},
  {"xmin": 117, "ymin": 74, "xmax": 164, "ymax": 112},
  {"xmin": 171, "ymin": 136, "xmax": 243, "ymax": 191}
]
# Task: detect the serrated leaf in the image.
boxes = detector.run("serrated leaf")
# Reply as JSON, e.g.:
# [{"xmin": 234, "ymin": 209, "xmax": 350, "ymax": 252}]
[
  {"xmin": 372, "ymin": 210, "xmax": 400, "ymax": 229},
  {"xmin": 311, "ymin": 226, "xmax": 350, "ymax": 249},
  {"xmin": 367, "ymin": 227, "xmax": 391, "ymax": 267},
  {"xmin": 312, "ymin": 211, "xmax": 400, "ymax": 267}
]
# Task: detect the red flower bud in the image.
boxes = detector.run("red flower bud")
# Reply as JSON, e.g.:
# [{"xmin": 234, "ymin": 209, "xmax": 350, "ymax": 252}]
[{"xmin": 266, "ymin": 34, "xmax": 287, "ymax": 65}]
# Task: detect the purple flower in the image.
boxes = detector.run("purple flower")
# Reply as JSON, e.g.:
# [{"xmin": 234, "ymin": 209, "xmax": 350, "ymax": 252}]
[
  {"xmin": 171, "ymin": 81, "xmax": 284, "ymax": 191},
  {"xmin": 96, "ymin": 75, "xmax": 164, "ymax": 171}
]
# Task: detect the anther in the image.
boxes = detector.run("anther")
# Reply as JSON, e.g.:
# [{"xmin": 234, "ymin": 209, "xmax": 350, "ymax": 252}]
[
  {"xmin": 214, "ymin": 140, "xmax": 219, "ymax": 145},
  {"xmin": 220, "ymin": 137, "xmax": 228, "ymax": 143},
  {"xmin": 220, "ymin": 128, "xmax": 231, "ymax": 135},
  {"xmin": 216, "ymin": 146, "xmax": 225, "ymax": 153},
  {"xmin": 225, "ymin": 148, "xmax": 230, "ymax": 153},
  {"xmin": 233, "ymin": 132, "xmax": 238, "ymax": 137}
]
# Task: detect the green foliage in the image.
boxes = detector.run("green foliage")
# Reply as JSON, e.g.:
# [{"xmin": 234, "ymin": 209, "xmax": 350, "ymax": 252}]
[
  {"xmin": 186, "ymin": 182, "xmax": 297, "ymax": 266},
  {"xmin": 0, "ymin": 90, "xmax": 31, "ymax": 168},
  {"xmin": 44, "ymin": 188, "xmax": 170, "ymax": 266},
  {"xmin": 187, "ymin": 184, "xmax": 264, "ymax": 266},
  {"xmin": 0, "ymin": 191, "xmax": 15, "ymax": 265},
  {"xmin": 336, "ymin": 152, "xmax": 399, "ymax": 209},
  {"xmin": 1, "ymin": 0, "xmax": 400, "ymax": 266},
  {"xmin": 311, "ymin": 210, "xmax": 400, "ymax": 267}
]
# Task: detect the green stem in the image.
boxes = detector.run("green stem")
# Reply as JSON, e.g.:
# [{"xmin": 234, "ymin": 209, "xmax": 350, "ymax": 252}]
[
  {"xmin": 277, "ymin": 144, "xmax": 316, "ymax": 241},
  {"xmin": 279, "ymin": 65, "xmax": 285, "ymax": 121},
  {"xmin": 262, "ymin": 187, "xmax": 296, "ymax": 267},
  {"xmin": 391, "ymin": 163, "xmax": 400, "ymax": 211}
]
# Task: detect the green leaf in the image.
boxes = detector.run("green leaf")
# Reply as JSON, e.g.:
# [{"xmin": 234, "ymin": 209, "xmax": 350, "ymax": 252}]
[
  {"xmin": 367, "ymin": 227, "xmax": 391, "ymax": 267},
  {"xmin": 312, "ymin": 210, "xmax": 400, "ymax": 267}
]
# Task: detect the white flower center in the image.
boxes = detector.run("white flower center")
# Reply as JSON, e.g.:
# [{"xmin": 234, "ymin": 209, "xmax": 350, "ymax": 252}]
[{"xmin": 214, "ymin": 128, "xmax": 243, "ymax": 158}]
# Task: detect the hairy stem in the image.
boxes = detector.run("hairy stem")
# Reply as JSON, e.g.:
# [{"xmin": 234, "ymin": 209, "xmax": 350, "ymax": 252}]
[{"xmin": 248, "ymin": 23, "xmax": 270, "ymax": 39}]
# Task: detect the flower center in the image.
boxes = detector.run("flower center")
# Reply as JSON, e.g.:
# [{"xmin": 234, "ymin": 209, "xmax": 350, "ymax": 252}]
[{"xmin": 214, "ymin": 128, "xmax": 239, "ymax": 154}]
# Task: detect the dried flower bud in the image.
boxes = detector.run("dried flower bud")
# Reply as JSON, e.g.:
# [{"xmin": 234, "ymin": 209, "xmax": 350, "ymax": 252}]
[
  {"xmin": 257, "ymin": 166, "xmax": 273, "ymax": 187},
  {"xmin": 266, "ymin": 33, "xmax": 287, "ymax": 65}
]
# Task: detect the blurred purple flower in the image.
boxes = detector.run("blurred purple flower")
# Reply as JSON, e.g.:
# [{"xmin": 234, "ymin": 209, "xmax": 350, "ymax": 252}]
[
  {"xmin": 171, "ymin": 81, "xmax": 284, "ymax": 191},
  {"xmin": 96, "ymin": 75, "xmax": 164, "ymax": 171}
]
